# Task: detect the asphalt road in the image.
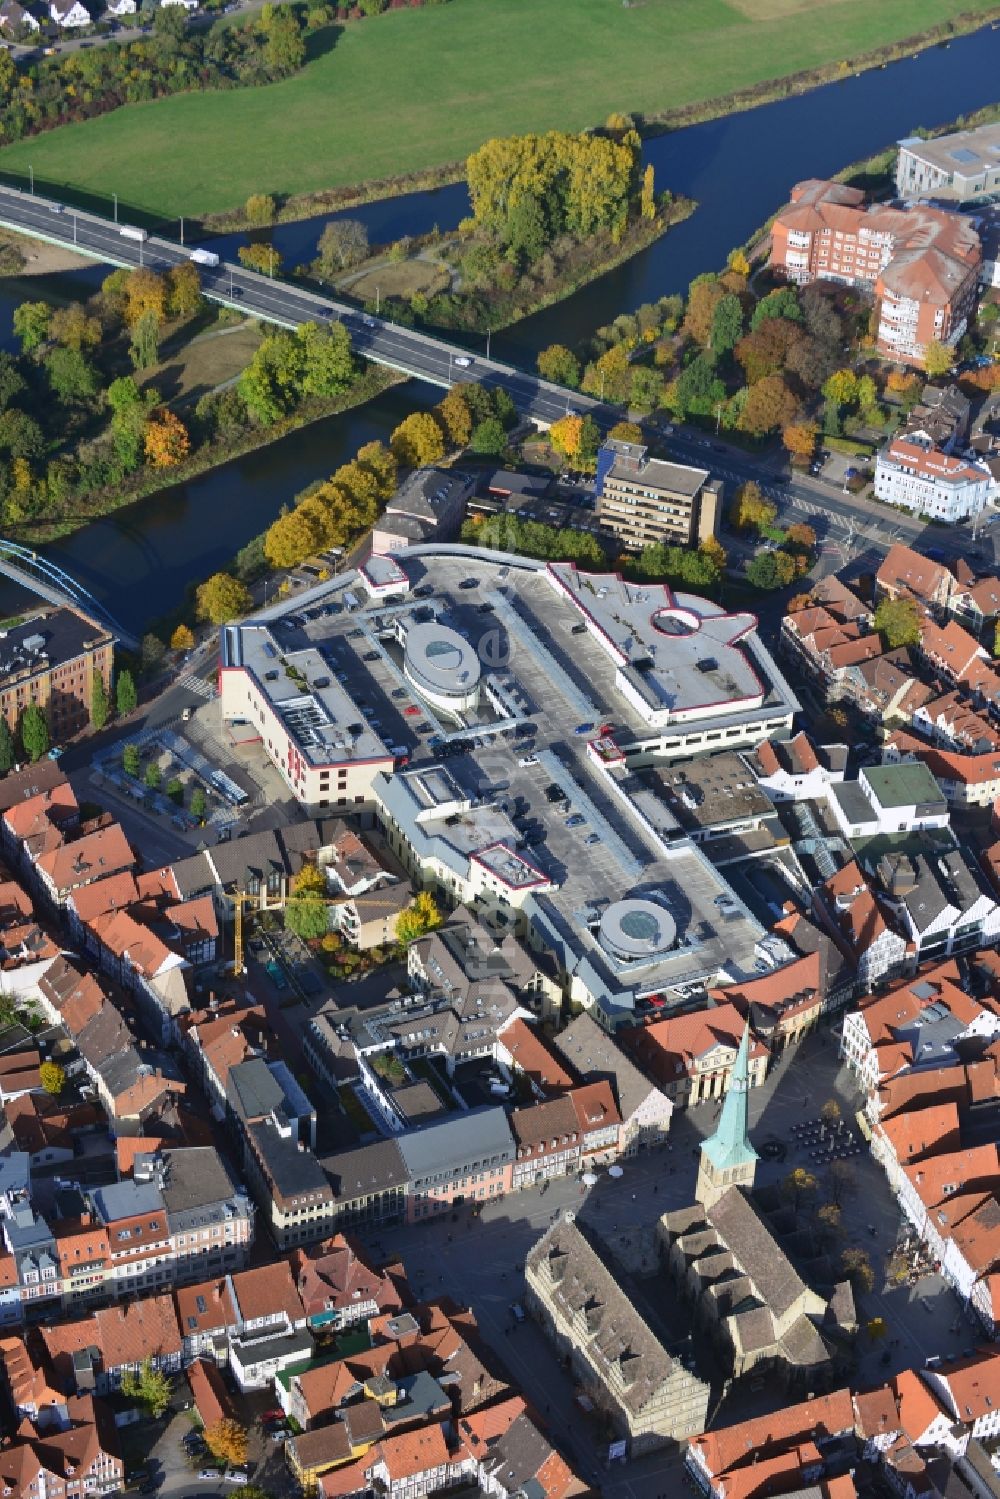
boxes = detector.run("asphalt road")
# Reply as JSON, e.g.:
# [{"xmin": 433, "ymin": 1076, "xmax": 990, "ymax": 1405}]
[{"xmin": 0, "ymin": 183, "xmax": 613, "ymax": 429}]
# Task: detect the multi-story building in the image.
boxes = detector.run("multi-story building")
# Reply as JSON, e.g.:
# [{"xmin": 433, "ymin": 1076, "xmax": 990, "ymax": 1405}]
[
  {"xmin": 770, "ymin": 180, "xmax": 981, "ymax": 365},
  {"xmin": 0, "ymin": 607, "xmax": 113, "ymax": 745},
  {"xmin": 595, "ymin": 439, "xmax": 723, "ymax": 550},
  {"xmin": 896, "ymin": 122, "xmax": 1000, "ymax": 204},
  {"xmin": 526, "ymin": 1217, "xmax": 710, "ymax": 1454},
  {"xmin": 509, "ymin": 1096, "xmax": 581, "ymax": 1190},
  {"xmin": 398, "ymin": 1109, "xmax": 514, "ymax": 1222},
  {"xmin": 874, "ymin": 432, "xmax": 995, "ymax": 522}
]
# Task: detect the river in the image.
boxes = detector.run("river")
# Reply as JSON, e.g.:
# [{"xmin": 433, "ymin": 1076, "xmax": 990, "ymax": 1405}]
[{"xmin": 2, "ymin": 24, "xmax": 1000, "ymax": 635}]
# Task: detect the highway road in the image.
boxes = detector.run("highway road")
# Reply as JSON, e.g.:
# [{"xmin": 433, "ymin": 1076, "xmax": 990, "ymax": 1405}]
[
  {"xmin": 0, "ymin": 182, "xmax": 614, "ymax": 427},
  {"xmin": 666, "ymin": 425, "xmax": 1000, "ymax": 570}
]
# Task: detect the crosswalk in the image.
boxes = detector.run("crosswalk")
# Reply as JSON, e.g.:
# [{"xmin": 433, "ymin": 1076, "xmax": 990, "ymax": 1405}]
[{"xmin": 177, "ymin": 673, "xmax": 216, "ymax": 701}]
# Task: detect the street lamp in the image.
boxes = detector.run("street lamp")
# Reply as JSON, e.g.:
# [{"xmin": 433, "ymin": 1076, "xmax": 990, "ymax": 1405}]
[
  {"xmin": 112, "ymin": 192, "xmax": 117, "ymax": 224},
  {"xmin": 375, "ymin": 286, "xmax": 380, "ymax": 316},
  {"xmin": 486, "ymin": 327, "xmax": 491, "ymax": 361},
  {"xmin": 71, "ymin": 212, "xmax": 77, "ymax": 246},
  {"xmin": 179, "ymin": 216, "xmax": 184, "ymax": 247},
  {"xmin": 28, "ymin": 166, "xmax": 33, "ymax": 196},
  {"xmin": 229, "ymin": 266, "xmax": 234, "ymax": 300},
  {"xmin": 269, "ymin": 247, "xmax": 275, "ymax": 280}
]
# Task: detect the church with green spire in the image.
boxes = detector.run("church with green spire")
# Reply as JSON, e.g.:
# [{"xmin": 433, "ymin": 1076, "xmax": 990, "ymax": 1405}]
[{"xmin": 695, "ymin": 1022, "xmax": 758, "ymax": 1208}]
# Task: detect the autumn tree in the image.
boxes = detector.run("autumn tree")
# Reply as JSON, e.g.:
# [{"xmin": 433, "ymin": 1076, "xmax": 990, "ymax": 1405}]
[
  {"xmin": 537, "ymin": 344, "xmax": 581, "ymax": 388},
  {"xmin": 841, "ymin": 1246, "xmax": 875, "ymax": 1294},
  {"xmin": 48, "ymin": 303, "xmax": 101, "ymax": 353},
  {"xmin": 548, "ymin": 413, "xmax": 583, "ymax": 462},
  {"xmin": 729, "ymin": 481, "xmax": 776, "ymax": 534},
  {"xmin": 609, "ymin": 421, "xmax": 643, "ymax": 444},
  {"xmin": 785, "ymin": 522, "xmax": 817, "ymax": 553},
  {"xmin": 390, "ymin": 412, "xmax": 445, "ymax": 469},
  {"xmin": 783, "ymin": 421, "xmax": 818, "ymax": 462},
  {"xmin": 435, "ymin": 386, "xmax": 473, "ymax": 449},
  {"xmin": 735, "ymin": 318, "xmax": 802, "ymax": 385},
  {"xmin": 245, "ymin": 193, "xmax": 276, "ymax": 227},
  {"xmin": 316, "ymin": 218, "xmax": 369, "ymax": 275},
  {"xmin": 356, "ymin": 440, "xmax": 397, "ymax": 501},
  {"xmin": 747, "ymin": 549, "xmax": 796, "ymax": 589},
  {"xmin": 739, "ymin": 374, "xmax": 798, "ymax": 437},
  {"xmin": 874, "ymin": 596, "xmax": 922, "ymax": 649},
  {"xmin": 396, "ymin": 891, "xmax": 443, "ymax": 946},
  {"xmin": 640, "ymin": 162, "xmax": 656, "ymax": 220},
  {"xmin": 817, "ymin": 1203, "xmax": 842, "ymax": 1238},
  {"xmin": 171, "ymin": 624, "xmax": 195, "ymax": 652},
  {"xmin": 120, "ymin": 1359, "xmax": 172, "ymax": 1419},
  {"xmin": 168, "ymin": 261, "xmax": 203, "ymax": 319},
  {"xmin": 195, "ymin": 573, "xmax": 252, "ymax": 625},
  {"xmin": 821, "ymin": 1098, "xmax": 841, "ymax": 1124},
  {"xmin": 39, "ymin": 1060, "xmax": 65, "ymax": 1095},
  {"xmin": 124, "ymin": 269, "xmax": 168, "ymax": 329},
  {"xmin": 782, "ymin": 1166, "xmax": 818, "ymax": 1209},
  {"xmin": 204, "ymin": 1420, "xmax": 248, "ymax": 1467},
  {"xmin": 264, "ymin": 507, "xmax": 325, "ymax": 569},
  {"xmin": 238, "ymin": 242, "xmax": 283, "ymax": 277},
  {"xmin": 144, "ymin": 409, "xmax": 190, "ymax": 468},
  {"xmin": 683, "ymin": 275, "xmax": 723, "ymax": 347},
  {"xmin": 728, "ymin": 248, "xmax": 751, "ymax": 277},
  {"xmin": 823, "ymin": 368, "xmax": 859, "ymax": 408},
  {"xmin": 924, "ymin": 339, "xmax": 953, "ymax": 378}
]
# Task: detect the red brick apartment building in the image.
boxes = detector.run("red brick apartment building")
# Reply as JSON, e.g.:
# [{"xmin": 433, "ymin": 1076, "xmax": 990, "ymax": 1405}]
[
  {"xmin": 769, "ymin": 179, "xmax": 981, "ymax": 367},
  {"xmin": 0, "ymin": 607, "xmax": 113, "ymax": 743}
]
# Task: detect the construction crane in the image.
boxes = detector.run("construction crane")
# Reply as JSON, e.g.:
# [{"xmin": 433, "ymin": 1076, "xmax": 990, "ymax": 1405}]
[{"xmin": 221, "ymin": 884, "xmax": 348, "ymax": 977}]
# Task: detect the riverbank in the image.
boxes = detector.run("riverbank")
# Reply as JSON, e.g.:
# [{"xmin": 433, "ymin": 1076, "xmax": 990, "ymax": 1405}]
[
  {"xmin": 0, "ymin": 232, "xmax": 91, "ymax": 277},
  {"xmin": 4, "ymin": 0, "xmax": 998, "ymax": 222},
  {"xmin": 11, "ymin": 363, "xmax": 405, "ymax": 549}
]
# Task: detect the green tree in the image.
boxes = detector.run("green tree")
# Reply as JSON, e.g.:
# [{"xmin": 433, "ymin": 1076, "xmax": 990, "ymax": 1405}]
[
  {"xmin": 116, "ymin": 670, "xmax": 137, "ymax": 717},
  {"xmin": 284, "ymin": 895, "xmax": 330, "ymax": 941},
  {"xmin": 129, "ymin": 310, "xmax": 160, "ymax": 373},
  {"xmin": 39, "ymin": 1060, "xmax": 65, "ymax": 1096},
  {"xmin": 537, "ymin": 344, "xmax": 580, "ymax": 388},
  {"xmin": 166, "ymin": 777, "xmax": 184, "ymax": 805},
  {"xmin": 298, "ymin": 320, "xmax": 354, "ymax": 397},
  {"xmin": 19, "ymin": 705, "xmax": 48, "ymax": 763},
  {"xmin": 750, "ymin": 286, "xmax": 801, "ymax": 330},
  {"xmin": 262, "ymin": 2, "xmax": 305, "ymax": 73},
  {"xmin": 190, "ymin": 786, "xmax": 207, "ymax": 821},
  {"xmin": 123, "ymin": 743, "xmax": 141, "ymax": 778},
  {"xmin": 195, "ymin": 573, "xmax": 252, "ymax": 625},
  {"xmin": 711, "ymin": 292, "xmax": 744, "ymax": 355},
  {"xmin": 145, "ymin": 762, "xmax": 162, "ymax": 791},
  {"xmin": 0, "ymin": 411, "xmax": 44, "ymax": 463},
  {"xmin": 0, "ymin": 353, "xmax": 26, "ymax": 413},
  {"xmin": 120, "ymin": 1359, "xmax": 173, "ymax": 1419},
  {"xmin": 823, "ymin": 368, "xmax": 859, "ymax": 408},
  {"xmin": 746, "ymin": 549, "xmax": 796, "ymax": 590},
  {"xmin": 13, "ymin": 301, "xmax": 52, "ymax": 354},
  {"xmin": 577, "ymin": 413, "xmax": 601, "ymax": 469},
  {"xmin": 470, "ymin": 417, "xmax": 507, "ymax": 456},
  {"xmin": 239, "ymin": 332, "xmax": 304, "ymax": 425},
  {"xmin": 0, "ymin": 717, "xmax": 13, "ymax": 776},
  {"xmin": 45, "ymin": 347, "xmax": 98, "ymax": 402},
  {"xmin": 673, "ymin": 351, "xmax": 725, "ymax": 418},
  {"xmin": 141, "ymin": 633, "xmax": 166, "ymax": 675},
  {"xmin": 90, "ymin": 671, "xmax": 110, "ymax": 731},
  {"xmin": 874, "ymin": 596, "xmax": 922, "ymax": 649}
]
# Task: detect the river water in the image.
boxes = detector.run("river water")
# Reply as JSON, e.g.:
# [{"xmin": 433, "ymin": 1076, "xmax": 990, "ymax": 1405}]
[{"xmin": 2, "ymin": 24, "xmax": 1000, "ymax": 634}]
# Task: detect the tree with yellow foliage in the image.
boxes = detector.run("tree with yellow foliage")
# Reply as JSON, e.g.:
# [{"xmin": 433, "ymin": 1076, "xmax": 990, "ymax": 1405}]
[
  {"xmin": 170, "ymin": 624, "xmax": 195, "ymax": 652},
  {"xmin": 264, "ymin": 506, "xmax": 326, "ymax": 569},
  {"xmin": 238, "ymin": 243, "xmax": 283, "ymax": 277},
  {"xmin": 203, "ymin": 1420, "xmax": 248, "ymax": 1468},
  {"xmin": 124, "ymin": 268, "xmax": 168, "ymax": 329},
  {"xmin": 782, "ymin": 420, "xmax": 819, "ymax": 462},
  {"xmin": 395, "ymin": 891, "xmax": 443, "ymax": 946},
  {"xmin": 609, "ymin": 421, "xmax": 643, "ymax": 443},
  {"xmin": 435, "ymin": 387, "xmax": 473, "ymax": 449},
  {"xmin": 168, "ymin": 261, "xmax": 203, "ymax": 319},
  {"xmin": 640, "ymin": 164, "xmax": 656, "ymax": 221},
  {"xmin": 144, "ymin": 409, "xmax": 190, "ymax": 468},
  {"xmin": 548, "ymin": 413, "xmax": 583, "ymax": 461},
  {"xmin": 390, "ymin": 412, "xmax": 446, "ymax": 469},
  {"xmin": 729, "ymin": 480, "xmax": 776, "ymax": 535},
  {"xmin": 195, "ymin": 573, "xmax": 252, "ymax": 625},
  {"xmin": 728, "ymin": 248, "xmax": 751, "ymax": 277}
]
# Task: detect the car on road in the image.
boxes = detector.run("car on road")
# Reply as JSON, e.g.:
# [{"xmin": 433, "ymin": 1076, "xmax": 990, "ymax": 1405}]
[
  {"xmin": 510, "ymin": 1301, "xmax": 526, "ymax": 1323},
  {"xmin": 363, "ymin": 315, "xmax": 377, "ymax": 327},
  {"xmin": 404, "ymin": 705, "xmax": 421, "ymax": 716},
  {"xmin": 182, "ymin": 707, "xmax": 192, "ymax": 722},
  {"xmin": 458, "ymin": 578, "xmax": 479, "ymax": 589},
  {"xmin": 223, "ymin": 1473, "xmax": 248, "ymax": 1486},
  {"xmin": 573, "ymin": 721, "xmax": 594, "ymax": 735},
  {"xmin": 454, "ymin": 355, "xmax": 472, "ymax": 368},
  {"xmin": 199, "ymin": 1471, "xmax": 217, "ymax": 1481},
  {"xmin": 566, "ymin": 814, "xmax": 585, "ymax": 828},
  {"xmin": 584, "ymin": 833, "xmax": 600, "ymax": 845}
]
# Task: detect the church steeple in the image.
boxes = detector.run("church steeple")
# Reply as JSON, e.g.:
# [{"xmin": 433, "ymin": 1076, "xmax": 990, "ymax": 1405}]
[{"xmin": 695, "ymin": 1022, "xmax": 758, "ymax": 1208}]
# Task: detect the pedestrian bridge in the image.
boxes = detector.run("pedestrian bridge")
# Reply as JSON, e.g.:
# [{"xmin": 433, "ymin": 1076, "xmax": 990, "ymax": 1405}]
[{"xmin": 0, "ymin": 542, "xmax": 138, "ymax": 651}]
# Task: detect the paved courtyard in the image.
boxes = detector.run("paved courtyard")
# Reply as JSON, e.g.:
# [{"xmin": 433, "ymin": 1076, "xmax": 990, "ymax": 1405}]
[{"xmin": 353, "ymin": 1025, "xmax": 982, "ymax": 1499}]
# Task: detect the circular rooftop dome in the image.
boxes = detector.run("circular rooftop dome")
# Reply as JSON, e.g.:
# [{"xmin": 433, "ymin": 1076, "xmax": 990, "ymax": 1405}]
[
  {"xmin": 651, "ymin": 606, "xmax": 701, "ymax": 636},
  {"xmin": 404, "ymin": 619, "xmax": 482, "ymax": 712},
  {"xmin": 599, "ymin": 897, "xmax": 676, "ymax": 965}
]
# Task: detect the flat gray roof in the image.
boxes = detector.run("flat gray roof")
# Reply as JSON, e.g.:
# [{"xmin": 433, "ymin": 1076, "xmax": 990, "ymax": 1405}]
[{"xmin": 397, "ymin": 1106, "xmax": 514, "ymax": 1179}]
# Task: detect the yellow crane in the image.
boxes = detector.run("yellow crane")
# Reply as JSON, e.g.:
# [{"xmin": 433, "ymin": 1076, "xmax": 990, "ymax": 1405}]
[{"xmin": 221, "ymin": 883, "xmax": 348, "ymax": 977}]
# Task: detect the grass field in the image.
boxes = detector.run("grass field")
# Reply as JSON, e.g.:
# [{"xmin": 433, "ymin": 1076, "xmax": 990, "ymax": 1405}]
[{"xmin": 0, "ymin": 0, "xmax": 996, "ymax": 218}]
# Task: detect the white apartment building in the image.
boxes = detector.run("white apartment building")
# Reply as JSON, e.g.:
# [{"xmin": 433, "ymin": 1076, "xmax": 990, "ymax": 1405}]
[{"xmin": 874, "ymin": 433, "xmax": 994, "ymax": 523}]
